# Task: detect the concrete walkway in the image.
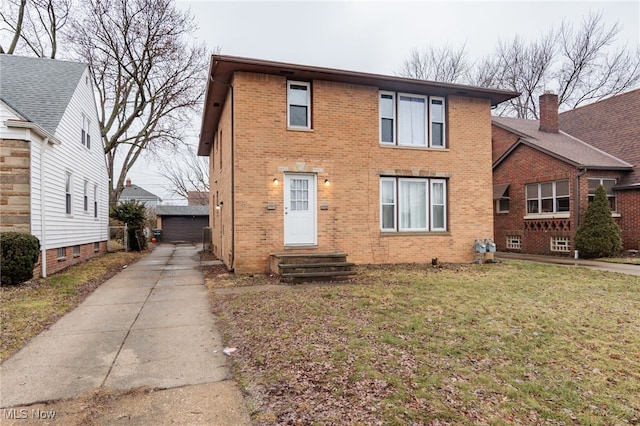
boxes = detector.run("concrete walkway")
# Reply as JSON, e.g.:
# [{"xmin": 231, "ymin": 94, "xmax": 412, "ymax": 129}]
[
  {"xmin": 0, "ymin": 244, "xmax": 250, "ymax": 424},
  {"xmin": 496, "ymin": 251, "xmax": 640, "ymax": 276}
]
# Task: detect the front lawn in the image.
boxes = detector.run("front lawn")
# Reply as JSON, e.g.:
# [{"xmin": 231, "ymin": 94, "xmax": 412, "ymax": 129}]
[{"xmin": 209, "ymin": 261, "xmax": 640, "ymax": 425}]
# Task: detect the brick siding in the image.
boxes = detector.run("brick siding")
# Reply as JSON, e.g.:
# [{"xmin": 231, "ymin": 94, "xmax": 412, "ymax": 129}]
[
  {"xmin": 209, "ymin": 72, "xmax": 495, "ymax": 273},
  {"xmin": 33, "ymin": 240, "xmax": 108, "ymax": 278}
]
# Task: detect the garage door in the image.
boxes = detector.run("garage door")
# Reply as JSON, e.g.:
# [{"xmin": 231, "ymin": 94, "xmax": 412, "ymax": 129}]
[{"xmin": 161, "ymin": 216, "xmax": 209, "ymax": 243}]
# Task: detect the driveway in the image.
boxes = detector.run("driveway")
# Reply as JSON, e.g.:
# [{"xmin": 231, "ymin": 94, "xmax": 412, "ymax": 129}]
[{"xmin": 0, "ymin": 244, "xmax": 249, "ymax": 425}]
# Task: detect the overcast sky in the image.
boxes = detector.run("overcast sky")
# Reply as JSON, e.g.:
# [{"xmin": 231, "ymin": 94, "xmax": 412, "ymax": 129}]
[{"xmin": 131, "ymin": 0, "xmax": 640, "ymax": 204}]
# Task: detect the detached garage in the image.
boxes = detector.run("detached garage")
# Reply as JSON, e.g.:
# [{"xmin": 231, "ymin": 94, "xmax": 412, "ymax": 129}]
[{"xmin": 155, "ymin": 206, "xmax": 209, "ymax": 243}]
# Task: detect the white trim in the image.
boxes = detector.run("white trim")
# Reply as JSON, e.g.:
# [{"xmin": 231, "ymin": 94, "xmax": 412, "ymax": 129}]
[
  {"xmin": 397, "ymin": 93, "xmax": 428, "ymax": 147},
  {"xmin": 379, "ymin": 91, "xmax": 396, "ymax": 144},
  {"xmin": 287, "ymin": 81, "xmax": 311, "ymax": 129},
  {"xmin": 431, "ymin": 179, "xmax": 447, "ymax": 231},
  {"xmin": 429, "ymin": 96, "xmax": 446, "ymax": 148},
  {"xmin": 524, "ymin": 213, "xmax": 570, "ymax": 220},
  {"xmin": 380, "ymin": 177, "xmax": 396, "ymax": 231}
]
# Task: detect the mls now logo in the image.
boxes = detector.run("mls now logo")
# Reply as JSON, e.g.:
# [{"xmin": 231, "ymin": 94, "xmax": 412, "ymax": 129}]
[{"xmin": 3, "ymin": 408, "xmax": 56, "ymax": 419}]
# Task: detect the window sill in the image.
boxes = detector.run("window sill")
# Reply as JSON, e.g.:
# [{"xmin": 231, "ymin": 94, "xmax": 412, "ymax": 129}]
[
  {"xmin": 612, "ymin": 212, "xmax": 621, "ymax": 218},
  {"xmin": 73, "ymin": 254, "xmax": 80, "ymax": 258},
  {"xmin": 496, "ymin": 210, "xmax": 509, "ymax": 214},
  {"xmin": 57, "ymin": 257, "xmax": 66, "ymax": 262},
  {"xmin": 379, "ymin": 144, "xmax": 448, "ymax": 151},
  {"xmin": 381, "ymin": 231, "xmax": 450, "ymax": 236},
  {"xmin": 287, "ymin": 127, "xmax": 314, "ymax": 132},
  {"xmin": 524, "ymin": 213, "xmax": 570, "ymax": 220}
]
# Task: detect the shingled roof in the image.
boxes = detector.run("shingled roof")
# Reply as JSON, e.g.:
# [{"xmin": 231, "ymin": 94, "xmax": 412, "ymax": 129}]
[
  {"xmin": 0, "ymin": 54, "xmax": 88, "ymax": 136},
  {"xmin": 492, "ymin": 116, "xmax": 633, "ymax": 172},
  {"xmin": 559, "ymin": 89, "xmax": 640, "ymax": 188}
]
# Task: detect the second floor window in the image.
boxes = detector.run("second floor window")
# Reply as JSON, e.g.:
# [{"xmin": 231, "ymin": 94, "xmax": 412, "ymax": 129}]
[
  {"xmin": 379, "ymin": 91, "xmax": 446, "ymax": 148},
  {"xmin": 81, "ymin": 115, "xmax": 91, "ymax": 149},
  {"xmin": 287, "ymin": 81, "xmax": 311, "ymax": 129},
  {"xmin": 526, "ymin": 180, "xmax": 569, "ymax": 214},
  {"xmin": 588, "ymin": 178, "xmax": 617, "ymax": 211}
]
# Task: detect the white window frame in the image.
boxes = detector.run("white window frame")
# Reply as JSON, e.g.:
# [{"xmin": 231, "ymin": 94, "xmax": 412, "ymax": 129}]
[
  {"xmin": 93, "ymin": 184, "xmax": 98, "ymax": 218},
  {"xmin": 73, "ymin": 245, "xmax": 81, "ymax": 258},
  {"xmin": 379, "ymin": 91, "xmax": 446, "ymax": 148},
  {"xmin": 550, "ymin": 236, "xmax": 571, "ymax": 252},
  {"xmin": 81, "ymin": 115, "xmax": 91, "ymax": 149},
  {"xmin": 506, "ymin": 235, "xmax": 521, "ymax": 250},
  {"xmin": 379, "ymin": 91, "xmax": 396, "ymax": 144},
  {"xmin": 398, "ymin": 177, "xmax": 429, "ymax": 231},
  {"xmin": 287, "ymin": 80, "xmax": 311, "ymax": 129},
  {"xmin": 65, "ymin": 172, "xmax": 72, "ymax": 215},
  {"xmin": 397, "ymin": 93, "xmax": 428, "ymax": 147},
  {"xmin": 526, "ymin": 180, "xmax": 570, "ymax": 215},
  {"xmin": 380, "ymin": 177, "xmax": 396, "ymax": 231},
  {"xmin": 429, "ymin": 97, "xmax": 446, "ymax": 148},
  {"xmin": 83, "ymin": 180, "xmax": 89, "ymax": 212},
  {"xmin": 380, "ymin": 177, "xmax": 448, "ymax": 232},
  {"xmin": 94, "ymin": 242, "xmax": 100, "ymax": 252},
  {"xmin": 588, "ymin": 178, "xmax": 617, "ymax": 212},
  {"xmin": 57, "ymin": 247, "xmax": 66, "ymax": 259}
]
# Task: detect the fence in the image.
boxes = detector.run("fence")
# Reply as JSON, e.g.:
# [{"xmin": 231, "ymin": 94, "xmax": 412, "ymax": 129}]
[{"xmin": 108, "ymin": 224, "xmax": 128, "ymax": 252}]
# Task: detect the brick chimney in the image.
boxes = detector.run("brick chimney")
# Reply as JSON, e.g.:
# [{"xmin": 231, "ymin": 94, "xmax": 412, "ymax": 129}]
[
  {"xmin": 539, "ymin": 92, "xmax": 559, "ymax": 133},
  {"xmin": 126, "ymin": 178, "xmax": 132, "ymax": 187}
]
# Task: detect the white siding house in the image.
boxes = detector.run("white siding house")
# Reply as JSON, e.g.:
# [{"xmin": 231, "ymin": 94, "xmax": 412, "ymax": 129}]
[{"xmin": 0, "ymin": 54, "xmax": 109, "ymax": 277}]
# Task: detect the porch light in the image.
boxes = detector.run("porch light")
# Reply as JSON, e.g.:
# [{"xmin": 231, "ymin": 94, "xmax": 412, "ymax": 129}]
[
  {"xmin": 273, "ymin": 178, "xmax": 279, "ymax": 186},
  {"xmin": 324, "ymin": 179, "xmax": 330, "ymax": 187}
]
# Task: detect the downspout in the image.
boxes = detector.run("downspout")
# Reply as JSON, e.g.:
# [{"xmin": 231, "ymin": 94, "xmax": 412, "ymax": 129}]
[
  {"xmin": 574, "ymin": 166, "xmax": 587, "ymax": 229},
  {"xmin": 229, "ymin": 84, "xmax": 235, "ymax": 272},
  {"xmin": 39, "ymin": 138, "xmax": 48, "ymax": 278}
]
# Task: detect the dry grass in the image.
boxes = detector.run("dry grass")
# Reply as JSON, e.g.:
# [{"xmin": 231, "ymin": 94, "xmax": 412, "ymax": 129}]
[
  {"xmin": 0, "ymin": 251, "xmax": 144, "ymax": 361},
  {"xmin": 208, "ymin": 261, "xmax": 640, "ymax": 425}
]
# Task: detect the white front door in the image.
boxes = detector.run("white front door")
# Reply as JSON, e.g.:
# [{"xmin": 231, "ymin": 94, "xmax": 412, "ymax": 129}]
[{"xmin": 284, "ymin": 174, "xmax": 316, "ymax": 245}]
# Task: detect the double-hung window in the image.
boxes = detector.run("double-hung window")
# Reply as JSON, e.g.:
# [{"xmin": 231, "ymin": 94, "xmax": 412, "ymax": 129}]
[
  {"xmin": 526, "ymin": 180, "xmax": 569, "ymax": 214},
  {"xmin": 380, "ymin": 177, "xmax": 447, "ymax": 232},
  {"xmin": 287, "ymin": 81, "xmax": 311, "ymax": 129},
  {"xmin": 81, "ymin": 115, "xmax": 91, "ymax": 149},
  {"xmin": 83, "ymin": 180, "xmax": 89, "ymax": 212},
  {"xmin": 94, "ymin": 184, "xmax": 98, "ymax": 218},
  {"xmin": 379, "ymin": 91, "xmax": 446, "ymax": 148},
  {"xmin": 65, "ymin": 173, "xmax": 72, "ymax": 215},
  {"xmin": 588, "ymin": 178, "xmax": 617, "ymax": 212}
]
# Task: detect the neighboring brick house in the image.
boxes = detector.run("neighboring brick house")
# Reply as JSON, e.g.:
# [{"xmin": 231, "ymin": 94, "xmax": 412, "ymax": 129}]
[
  {"xmin": 0, "ymin": 54, "xmax": 109, "ymax": 277},
  {"xmin": 118, "ymin": 178, "xmax": 162, "ymax": 207},
  {"xmin": 492, "ymin": 93, "xmax": 636, "ymax": 256},
  {"xmin": 559, "ymin": 89, "xmax": 640, "ymax": 250},
  {"xmin": 198, "ymin": 55, "xmax": 518, "ymax": 273}
]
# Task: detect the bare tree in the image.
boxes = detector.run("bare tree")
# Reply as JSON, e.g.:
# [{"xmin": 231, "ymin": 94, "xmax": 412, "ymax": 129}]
[
  {"xmin": 158, "ymin": 144, "xmax": 210, "ymax": 201},
  {"xmin": 68, "ymin": 0, "xmax": 209, "ymax": 206},
  {"xmin": 0, "ymin": 0, "xmax": 71, "ymax": 58},
  {"xmin": 401, "ymin": 12, "xmax": 640, "ymax": 118},
  {"xmin": 397, "ymin": 44, "xmax": 471, "ymax": 83}
]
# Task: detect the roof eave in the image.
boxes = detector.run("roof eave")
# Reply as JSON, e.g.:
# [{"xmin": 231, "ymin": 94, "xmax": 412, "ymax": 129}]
[
  {"xmin": 198, "ymin": 54, "xmax": 521, "ymax": 156},
  {"xmin": 2, "ymin": 119, "xmax": 61, "ymax": 145}
]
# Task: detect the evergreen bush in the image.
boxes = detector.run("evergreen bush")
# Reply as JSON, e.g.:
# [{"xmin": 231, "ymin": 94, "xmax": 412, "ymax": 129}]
[
  {"xmin": 574, "ymin": 185, "xmax": 622, "ymax": 258},
  {"xmin": 110, "ymin": 201, "xmax": 147, "ymax": 251},
  {"xmin": 0, "ymin": 232, "xmax": 41, "ymax": 285}
]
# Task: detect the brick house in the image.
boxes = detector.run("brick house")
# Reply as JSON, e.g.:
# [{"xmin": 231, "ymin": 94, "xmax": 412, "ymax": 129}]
[
  {"xmin": 198, "ymin": 55, "xmax": 518, "ymax": 274},
  {"xmin": 0, "ymin": 55, "xmax": 109, "ymax": 277},
  {"xmin": 559, "ymin": 89, "xmax": 640, "ymax": 250},
  {"xmin": 492, "ymin": 92, "xmax": 636, "ymax": 256}
]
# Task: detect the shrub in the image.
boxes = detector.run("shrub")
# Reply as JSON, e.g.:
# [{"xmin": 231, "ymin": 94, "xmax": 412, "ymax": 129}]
[
  {"xmin": 574, "ymin": 185, "xmax": 622, "ymax": 258},
  {"xmin": 110, "ymin": 201, "xmax": 147, "ymax": 251},
  {"xmin": 1, "ymin": 232, "xmax": 41, "ymax": 285}
]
